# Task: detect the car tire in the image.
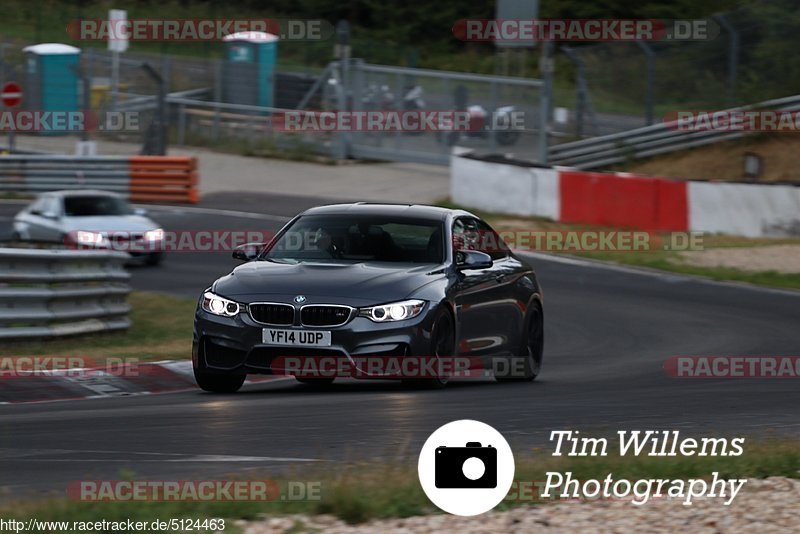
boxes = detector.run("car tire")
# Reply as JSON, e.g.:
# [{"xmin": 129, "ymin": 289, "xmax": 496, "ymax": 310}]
[
  {"xmin": 496, "ymin": 130, "xmax": 520, "ymax": 146},
  {"xmin": 496, "ymin": 303, "xmax": 543, "ymax": 382},
  {"xmin": 403, "ymin": 307, "xmax": 455, "ymax": 389},
  {"xmin": 145, "ymin": 252, "xmax": 164, "ymax": 266},
  {"xmin": 194, "ymin": 368, "xmax": 246, "ymax": 393},
  {"xmin": 295, "ymin": 376, "xmax": 335, "ymax": 387}
]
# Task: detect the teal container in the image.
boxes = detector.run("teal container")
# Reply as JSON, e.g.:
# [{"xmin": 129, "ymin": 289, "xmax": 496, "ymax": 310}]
[
  {"xmin": 222, "ymin": 32, "xmax": 278, "ymax": 108},
  {"xmin": 23, "ymin": 44, "xmax": 81, "ymax": 135}
]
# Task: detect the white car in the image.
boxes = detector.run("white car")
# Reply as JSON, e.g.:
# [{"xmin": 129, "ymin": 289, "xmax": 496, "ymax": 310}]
[{"xmin": 13, "ymin": 189, "xmax": 165, "ymax": 265}]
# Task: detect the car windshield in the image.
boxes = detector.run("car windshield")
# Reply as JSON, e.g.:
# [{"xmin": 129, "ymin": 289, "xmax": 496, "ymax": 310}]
[
  {"xmin": 63, "ymin": 196, "xmax": 134, "ymax": 217},
  {"xmin": 265, "ymin": 214, "xmax": 444, "ymax": 264}
]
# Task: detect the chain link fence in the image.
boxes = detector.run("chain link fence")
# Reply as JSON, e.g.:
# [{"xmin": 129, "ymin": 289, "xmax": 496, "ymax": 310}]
[{"xmin": 560, "ymin": 0, "xmax": 800, "ymax": 138}]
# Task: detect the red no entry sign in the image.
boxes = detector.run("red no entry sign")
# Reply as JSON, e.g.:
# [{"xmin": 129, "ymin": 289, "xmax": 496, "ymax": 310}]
[{"xmin": 1, "ymin": 82, "xmax": 23, "ymax": 108}]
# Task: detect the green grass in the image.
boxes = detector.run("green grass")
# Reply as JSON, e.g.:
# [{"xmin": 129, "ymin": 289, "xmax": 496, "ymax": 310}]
[
  {"xmin": 1, "ymin": 440, "xmax": 797, "ymax": 528},
  {"xmin": 0, "ymin": 291, "xmax": 195, "ymax": 362}
]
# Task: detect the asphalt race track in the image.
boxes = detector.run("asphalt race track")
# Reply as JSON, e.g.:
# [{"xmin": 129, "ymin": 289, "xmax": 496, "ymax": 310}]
[{"xmin": 1, "ymin": 194, "xmax": 799, "ymax": 497}]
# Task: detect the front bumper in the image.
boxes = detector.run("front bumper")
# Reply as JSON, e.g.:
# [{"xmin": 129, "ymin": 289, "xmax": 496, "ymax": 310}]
[{"xmin": 193, "ymin": 302, "xmax": 440, "ymax": 378}]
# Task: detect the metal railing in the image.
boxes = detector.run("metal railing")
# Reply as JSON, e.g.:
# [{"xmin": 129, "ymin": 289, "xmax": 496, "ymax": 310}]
[
  {"xmin": 547, "ymin": 94, "xmax": 800, "ymax": 169},
  {"xmin": 0, "ymin": 155, "xmax": 130, "ymax": 193},
  {"xmin": 0, "ymin": 155, "xmax": 198, "ymax": 203},
  {"xmin": 0, "ymin": 248, "xmax": 131, "ymax": 339}
]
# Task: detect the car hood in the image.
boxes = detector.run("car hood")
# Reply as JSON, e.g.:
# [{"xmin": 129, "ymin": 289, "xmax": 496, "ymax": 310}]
[
  {"xmin": 213, "ymin": 260, "xmax": 444, "ymax": 305},
  {"xmin": 60, "ymin": 215, "xmax": 159, "ymax": 233}
]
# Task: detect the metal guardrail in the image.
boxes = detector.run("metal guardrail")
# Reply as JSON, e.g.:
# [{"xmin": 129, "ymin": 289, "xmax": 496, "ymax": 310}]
[
  {"xmin": 547, "ymin": 95, "xmax": 800, "ymax": 169},
  {"xmin": 0, "ymin": 156, "xmax": 131, "ymax": 193},
  {"xmin": 0, "ymin": 248, "xmax": 131, "ymax": 339},
  {"xmin": 0, "ymin": 155, "xmax": 199, "ymax": 203}
]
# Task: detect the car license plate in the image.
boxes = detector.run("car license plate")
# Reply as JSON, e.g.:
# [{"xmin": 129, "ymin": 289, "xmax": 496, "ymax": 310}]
[{"xmin": 262, "ymin": 328, "xmax": 331, "ymax": 347}]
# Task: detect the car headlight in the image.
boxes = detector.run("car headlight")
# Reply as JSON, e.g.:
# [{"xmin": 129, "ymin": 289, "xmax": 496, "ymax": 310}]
[
  {"xmin": 201, "ymin": 291, "xmax": 241, "ymax": 317},
  {"xmin": 144, "ymin": 228, "xmax": 164, "ymax": 241},
  {"xmin": 359, "ymin": 299, "xmax": 425, "ymax": 322},
  {"xmin": 75, "ymin": 230, "xmax": 108, "ymax": 247}
]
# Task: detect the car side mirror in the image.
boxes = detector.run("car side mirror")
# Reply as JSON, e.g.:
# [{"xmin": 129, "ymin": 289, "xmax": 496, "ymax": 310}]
[
  {"xmin": 134, "ymin": 207, "xmax": 148, "ymax": 216},
  {"xmin": 456, "ymin": 250, "xmax": 493, "ymax": 270},
  {"xmin": 232, "ymin": 242, "xmax": 264, "ymax": 262}
]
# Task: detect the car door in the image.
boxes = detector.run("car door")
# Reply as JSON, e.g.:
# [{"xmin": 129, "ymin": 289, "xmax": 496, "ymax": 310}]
[
  {"xmin": 20, "ymin": 195, "xmax": 55, "ymax": 241},
  {"xmin": 473, "ymin": 218, "xmax": 527, "ymax": 356},
  {"xmin": 451, "ymin": 217, "xmax": 509, "ymax": 362},
  {"xmin": 26, "ymin": 195, "xmax": 64, "ymax": 242}
]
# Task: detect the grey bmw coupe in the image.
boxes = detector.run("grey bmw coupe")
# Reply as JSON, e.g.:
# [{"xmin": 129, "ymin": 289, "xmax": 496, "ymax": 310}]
[{"xmin": 193, "ymin": 203, "xmax": 544, "ymax": 392}]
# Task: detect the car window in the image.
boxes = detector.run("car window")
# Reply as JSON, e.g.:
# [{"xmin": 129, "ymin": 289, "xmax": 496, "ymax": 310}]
[
  {"xmin": 452, "ymin": 217, "xmax": 509, "ymax": 260},
  {"xmin": 36, "ymin": 196, "xmax": 60, "ymax": 217},
  {"xmin": 63, "ymin": 196, "xmax": 133, "ymax": 217},
  {"xmin": 266, "ymin": 215, "xmax": 444, "ymax": 263},
  {"xmin": 475, "ymin": 219, "xmax": 509, "ymax": 260},
  {"xmin": 28, "ymin": 197, "xmax": 46, "ymax": 214}
]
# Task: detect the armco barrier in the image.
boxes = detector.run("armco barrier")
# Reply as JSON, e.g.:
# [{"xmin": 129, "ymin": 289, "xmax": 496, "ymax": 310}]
[
  {"xmin": 451, "ymin": 152, "xmax": 800, "ymax": 237},
  {"xmin": 0, "ymin": 155, "xmax": 198, "ymax": 203},
  {"xmin": 129, "ymin": 156, "xmax": 198, "ymax": 204},
  {"xmin": 0, "ymin": 248, "xmax": 131, "ymax": 339}
]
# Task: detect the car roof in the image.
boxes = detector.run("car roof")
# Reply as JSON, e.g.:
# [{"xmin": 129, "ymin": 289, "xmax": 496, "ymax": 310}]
[
  {"xmin": 300, "ymin": 202, "xmax": 477, "ymax": 221},
  {"xmin": 39, "ymin": 189, "xmax": 123, "ymax": 199}
]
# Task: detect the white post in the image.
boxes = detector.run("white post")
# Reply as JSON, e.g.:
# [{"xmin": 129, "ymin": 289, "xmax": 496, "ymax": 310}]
[
  {"xmin": 111, "ymin": 50, "xmax": 119, "ymax": 110},
  {"xmin": 108, "ymin": 9, "xmax": 128, "ymax": 111}
]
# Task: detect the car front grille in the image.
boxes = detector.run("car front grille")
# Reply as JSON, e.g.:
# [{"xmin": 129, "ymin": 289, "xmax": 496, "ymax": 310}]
[
  {"xmin": 248, "ymin": 303, "xmax": 294, "ymax": 325},
  {"xmin": 300, "ymin": 305, "xmax": 353, "ymax": 327}
]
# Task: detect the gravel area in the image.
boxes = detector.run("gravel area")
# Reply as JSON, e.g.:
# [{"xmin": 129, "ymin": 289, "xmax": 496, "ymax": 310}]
[
  {"xmin": 240, "ymin": 477, "xmax": 798, "ymax": 533},
  {"xmin": 679, "ymin": 245, "xmax": 800, "ymax": 274}
]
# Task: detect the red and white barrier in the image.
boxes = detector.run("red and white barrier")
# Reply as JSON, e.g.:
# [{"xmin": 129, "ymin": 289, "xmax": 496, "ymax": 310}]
[
  {"xmin": 688, "ymin": 181, "xmax": 800, "ymax": 237},
  {"xmin": 450, "ymin": 154, "xmax": 559, "ymax": 219},
  {"xmin": 451, "ymin": 153, "xmax": 800, "ymax": 237}
]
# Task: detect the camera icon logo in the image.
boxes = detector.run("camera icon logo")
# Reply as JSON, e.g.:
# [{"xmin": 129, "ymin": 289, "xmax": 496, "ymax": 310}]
[
  {"xmin": 418, "ymin": 420, "xmax": 515, "ymax": 516},
  {"xmin": 435, "ymin": 442, "xmax": 497, "ymax": 488}
]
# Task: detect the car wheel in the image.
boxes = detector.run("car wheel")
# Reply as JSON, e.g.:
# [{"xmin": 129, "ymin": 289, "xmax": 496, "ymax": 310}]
[
  {"xmin": 496, "ymin": 130, "xmax": 520, "ymax": 146},
  {"xmin": 145, "ymin": 252, "xmax": 164, "ymax": 266},
  {"xmin": 296, "ymin": 376, "xmax": 335, "ymax": 387},
  {"xmin": 194, "ymin": 368, "xmax": 246, "ymax": 393},
  {"xmin": 403, "ymin": 307, "xmax": 455, "ymax": 389},
  {"xmin": 497, "ymin": 303, "xmax": 543, "ymax": 382}
]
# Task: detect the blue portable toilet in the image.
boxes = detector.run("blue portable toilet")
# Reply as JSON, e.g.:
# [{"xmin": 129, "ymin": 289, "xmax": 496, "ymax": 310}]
[
  {"xmin": 23, "ymin": 43, "xmax": 81, "ymax": 114},
  {"xmin": 222, "ymin": 32, "xmax": 278, "ymax": 108}
]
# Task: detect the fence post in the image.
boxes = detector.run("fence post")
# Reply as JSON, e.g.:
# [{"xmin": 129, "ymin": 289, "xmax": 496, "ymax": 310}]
[
  {"xmin": 715, "ymin": 13, "xmax": 739, "ymax": 107},
  {"xmin": 140, "ymin": 62, "xmax": 167, "ymax": 155},
  {"xmin": 562, "ymin": 46, "xmax": 587, "ymax": 137},
  {"xmin": 636, "ymin": 42, "xmax": 655, "ymax": 126},
  {"xmin": 537, "ymin": 40, "xmax": 555, "ymax": 165},
  {"xmin": 177, "ymin": 104, "xmax": 186, "ymax": 145}
]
